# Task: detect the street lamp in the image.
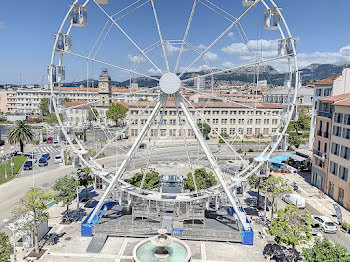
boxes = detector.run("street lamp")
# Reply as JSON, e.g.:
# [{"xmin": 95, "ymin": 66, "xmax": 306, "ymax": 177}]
[
  {"xmin": 3, "ymin": 219, "xmax": 17, "ymax": 262},
  {"xmin": 254, "ymin": 156, "xmax": 270, "ymax": 222},
  {"xmin": 10, "ymin": 146, "xmax": 14, "ymax": 177},
  {"xmin": 1, "ymin": 149, "xmax": 7, "ymax": 179}
]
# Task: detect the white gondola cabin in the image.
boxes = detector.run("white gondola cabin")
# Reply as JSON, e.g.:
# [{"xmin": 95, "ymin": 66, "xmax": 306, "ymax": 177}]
[
  {"xmin": 95, "ymin": 0, "xmax": 108, "ymax": 4},
  {"xmin": 56, "ymin": 34, "xmax": 72, "ymax": 53},
  {"xmin": 56, "ymin": 65, "xmax": 66, "ymax": 83},
  {"xmin": 284, "ymin": 73, "xmax": 292, "ymax": 89},
  {"xmin": 278, "ymin": 38, "xmax": 295, "ymax": 56},
  {"xmin": 291, "ymin": 105, "xmax": 299, "ymax": 122},
  {"xmin": 264, "ymin": 8, "xmax": 281, "ymax": 30},
  {"xmin": 47, "ymin": 65, "xmax": 57, "ymax": 83},
  {"xmin": 242, "ymin": 0, "xmax": 257, "ymax": 7},
  {"xmin": 70, "ymin": 5, "xmax": 87, "ymax": 27}
]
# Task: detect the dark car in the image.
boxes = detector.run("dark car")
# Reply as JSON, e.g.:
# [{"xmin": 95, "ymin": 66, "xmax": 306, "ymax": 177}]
[
  {"xmin": 38, "ymin": 157, "xmax": 48, "ymax": 167},
  {"xmin": 23, "ymin": 161, "xmax": 33, "ymax": 170},
  {"xmin": 42, "ymin": 153, "xmax": 51, "ymax": 159}
]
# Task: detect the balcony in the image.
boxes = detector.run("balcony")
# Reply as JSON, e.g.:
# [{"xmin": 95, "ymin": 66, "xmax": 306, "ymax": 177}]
[
  {"xmin": 317, "ymin": 111, "xmax": 332, "ymax": 118},
  {"xmin": 323, "ymin": 132, "xmax": 329, "ymax": 138},
  {"xmin": 313, "ymin": 149, "xmax": 327, "ymax": 160}
]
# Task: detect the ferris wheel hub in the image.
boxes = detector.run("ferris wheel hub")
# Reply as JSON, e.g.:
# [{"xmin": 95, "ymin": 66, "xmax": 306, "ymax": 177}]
[{"xmin": 159, "ymin": 72, "xmax": 181, "ymax": 94}]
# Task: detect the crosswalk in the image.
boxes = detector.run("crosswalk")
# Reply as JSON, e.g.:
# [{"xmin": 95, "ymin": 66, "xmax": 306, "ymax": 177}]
[{"xmin": 34, "ymin": 146, "xmax": 61, "ymax": 155}]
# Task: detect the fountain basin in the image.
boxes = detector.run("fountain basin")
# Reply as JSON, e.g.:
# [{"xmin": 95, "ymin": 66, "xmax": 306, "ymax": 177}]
[{"xmin": 133, "ymin": 237, "xmax": 191, "ymax": 262}]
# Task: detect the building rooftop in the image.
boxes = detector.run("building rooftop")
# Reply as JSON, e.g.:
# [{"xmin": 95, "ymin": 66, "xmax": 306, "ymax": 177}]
[
  {"xmin": 333, "ymin": 98, "xmax": 350, "ymax": 107},
  {"xmin": 313, "ymin": 74, "xmax": 341, "ymax": 85},
  {"xmin": 319, "ymin": 93, "xmax": 350, "ymax": 102}
]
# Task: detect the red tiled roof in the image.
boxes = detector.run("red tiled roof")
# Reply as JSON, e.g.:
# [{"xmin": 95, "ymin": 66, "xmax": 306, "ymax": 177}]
[
  {"xmin": 55, "ymin": 87, "xmax": 142, "ymax": 93},
  {"xmin": 313, "ymin": 74, "xmax": 341, "ymax": 85},
  {"xmin": 64, "ymin": 100, "xmax": 89, "ymax": 108},
  {"xmin": 333, "ymin": 98, "xmax": 350, "ymax": 106},
  {"xmin": 320, "ymin": 93, "xmax": 350, "ymax": 102}
]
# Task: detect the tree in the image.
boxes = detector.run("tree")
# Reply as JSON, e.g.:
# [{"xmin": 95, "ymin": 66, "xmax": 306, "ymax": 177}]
[
  {"xmin": 248, "ymin": 173, "xmax": 267, "ymax": 209},
  {"xmin": 129, "ymin": 170, "xmax": 160, "ymax": 190},
  {"xmin": 87, "ymin": 109, "xmax": 99, "ymax": 123},
  {"xmin": 44, "ymin": 113, "xmax": 63, "ymax": 126},
  {"xmin": 184, "ymin": 168, "xmax": 217, "ymax": 191},
  {"xmin": 12, "ymin": 187, "xmax": 52, "ymax": 255},
  {"xmin": 270, "ymin": 205, "xmax": 313, "ymax": 262},
  {"xmin": 0, "ymin": 232, "xmax": 12, "ymax": 262},
  {"xmin": 287, "ymin": 107, "xmax": 310, "ymax": 148},
  {"xmin": 8, "ymin": 120, "xmax": 34, "ymax": 152},
  {"xmin": 64, "ymin": 97, "xmax": 72, "ymax": 102},
  {"xmin": 197, "ymin": 123, "xmax": 211, "ymax": 139},
  {"xmin": 52, "ymin": 176, "xmax": 79, "ymax": 211},
  {"xmin": 263, "ymin": 176, "xmax": 292, "ymax": 221},
  {"xmin": 302, "ymin": 237, "xmax": 350, "ymax": 262},
  {"xmin": 78, "ymin": 167, "xmax": 94, "ymax": 200},
  {"xmin": 105, "ymin": 103, "xmax": 128, "ymax": 127},
  {"xmin": 39, "ymin": 98, "xmax": 50, "ymax": 116}
]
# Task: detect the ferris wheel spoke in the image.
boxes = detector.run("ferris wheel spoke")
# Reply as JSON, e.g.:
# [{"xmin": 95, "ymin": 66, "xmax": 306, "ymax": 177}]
[
  {"xmin": 174, "ymin": 0, "xmax": 198, "ymax": 73},
  {"xmin": 179, "ymin": 2, "xmax": 258, "ymax": 78},
  {"xmin": 150, "ymin": 0, "xmax": 170, "ymax": 72},
  {"xmin": 182, "ymin": 54, "xmax": 294, "ymax": 83},
  {"xmin": 174, "ymin": 99, "xmax": 198, "ymax": 194},
  {"xmin": 63, "ymin": 51, "xmax": 160, "ymax": 82},
  {"xmin": 180, "ymin": 93, "xmax": 249, "ymax": 168},
  {"xmin": 140, "ymin": 101, "xmax": 167, "ymax": 189},
  {"xmin": 93, "ymin": 0, "xmax": 163, "ymax": 75},
  {"xmin": 92, "ymin": 94, "xmax": 161, "ymax": 160},
  {"xmin": 111, "ymin": 0, "xmax": 145, "ymax": 18},
  {"xmin": 185, "ymin": 42, "xmax": 213, "ymax": 74}
]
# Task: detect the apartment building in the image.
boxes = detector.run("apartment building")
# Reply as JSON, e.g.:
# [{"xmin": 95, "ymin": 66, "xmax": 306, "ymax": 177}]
[
  {"xmin": 309, "ymin": 67, "xmax": 350, "ymax": 149},
  {"xmin": 312, "ymin": 93, "xmax": 350, "ymax": 209},
  {"xmin": 0, "ymin": 89, "xmax": 17, "ymax": 114}
]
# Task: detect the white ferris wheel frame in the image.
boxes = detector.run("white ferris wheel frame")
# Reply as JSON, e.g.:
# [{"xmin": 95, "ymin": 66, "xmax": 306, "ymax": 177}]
[{"xmin": 49, "ymin": 0, "xmax": 299, "ymax": 228}]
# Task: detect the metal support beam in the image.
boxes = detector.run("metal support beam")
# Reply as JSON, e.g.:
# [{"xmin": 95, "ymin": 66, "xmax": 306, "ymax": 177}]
[
  {"xmin": 87, "ymin": 98, "xmax": 164, "ymax": 224},
  {"xmin": 177, "ymin": 96, "xmax": 250, "ymax": 231}
]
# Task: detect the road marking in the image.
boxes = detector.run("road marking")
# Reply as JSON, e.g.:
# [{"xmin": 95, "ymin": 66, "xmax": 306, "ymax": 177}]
[
  {"xmin": 115, "ymin": 237, "xmax": 128, "ymax": 262},
  {"xmin": 201, "ymin": 241, "xmax": 207, "ymax": 261}
]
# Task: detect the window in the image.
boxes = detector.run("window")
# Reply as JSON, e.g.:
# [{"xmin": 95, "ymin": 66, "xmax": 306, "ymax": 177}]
[
  {"xmin": 238, "ymin": 128, "xmax": 244, "ymax": 135},
  {"xmin": 247, "ymin": 119, "xmax": 253, "ymax": 124},
  {"xmin": 324, "ymin": 88, "xmax": 331, "ymax": 96},
  {"xmin": 230, "ymin": 119, "xmax": 236, "ymax": 124},
  {"xmin": 255, "ymin": 128, "xmax": 261, "ymax": 135},
  {"xmin": 339, "ymin": 187, "xmax": 345, "ymax": 206},
  {"xmin": 141, "ymin": 119, "xmax": 147, "ymax": 125},
  {"xmin": 343, "ymin": 128, "xmax": 350, "ymax": 139},
  {"xmin": 340, "ymin": 146, "xmax": 350, "ymax": 160},
  {"xmin": 316, "ymin": 89, "xmax": 322, "ymax": 96},
  {"xmin": 170, "ymin": 129, "xmax": 176, "ymax": 136},
  {"xmin": 239, "ymin": 119, "xmax": 244, "ymax": 124},
  {"xmin": 264, "ymin": 119, "xmax": 270, "ymax": 125},
  {"xmin": 132, "ymin": 119, "xmax": 138, "ymax": 125},
  {"xmin": 188, "ymin": 129, "xmax": 194, "ymax": 136},
  {"xmin": 272, "ymin": 119, "xmax": 278, "ymax": 125},
  {"xmin": 131, "ymin": 129, "xmax": 138, "ymax": 137},
  {"xmin": 151, "ymin": 129, "xmax": 157, "ymax": 137},
  {"xmin": 332, "ymin": 125, "xmax": 342, "ymax": 137},
  {"xmin": 160, "ymin": 129, "xmax": 166, "ymax": 137},
  {"xmin": 263, "ymin": 128, "xmax": 269, "ymax": 135},
  {"xmin": 213, "ymin": 119, "xmax": 218, "ymax": 124},
  {"xmin": 230, "ymin": 128, "xmax": 236, "ymax": 135},
  {"xmin": 329, "ymin": 161, "xmax": 338, "ymax": 176},
  {"xmin": 247, "ymin": 128, "xmax": 252, "ymax": 135},
  {"xmin": 221, "ymin": 128, "xmax": 227, "ymax": 134},
  {"xmin": 339, "ymin": 166, "xmax": 349, "ymax": 182},
  {"xmin": 335, "ymin": 113, "xmax": 344, "ymax": 124},
  {"xmin": 221, "ymin": 119, "xmax": 227, "ymax": 124},
  {"xmin": 331, "ymin": 142, "xmax": 340, "ymax": 156},
  {"xmin": 170, "ymin": 119, "xmax": 176, "ymax": 125},
  {"xmin": 324, "ymin": 142, "xmax": 328, "ymax": 154},
  {"xmin": 256, "ymin": 119, "xmax": 261, "ymax": 125},
  {"xmin": 329, "ymin": 182, "xmax": 334, "ymax": 198}
]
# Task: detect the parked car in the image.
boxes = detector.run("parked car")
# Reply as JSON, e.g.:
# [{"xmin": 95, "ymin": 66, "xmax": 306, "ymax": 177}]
[
  {"xmin": 312, "ymin": 215, "xmax": 337, "ymax": 233},
  {"xmin": 53, "ymin": 141, "xmax": 60, "ymax": 148},
  {"xmin": 42, "ymin": 153, "xmax": 51, "ymax": 159},
  {"xmin": 46, "ymin": 137, "xmax": 53, "ymax": 143},
  {"xmin": 311, "ymin": 222, "xmax": 321, "ymax": 235},
  {"xmin": 282, "ymin": 194, "xmax": 305, "ymax": 208},
  {"xmin": 38, "ymin": 157, "xmax": 48, "ymax": 167},
  {"xmin": 139, "ymin": 143, "xmax": 147, "ymax": 149},
  {"xmin": 28, "ymin": 154, "xmax": 37, "ymax": 163},
  {"xmin": 54, "ymin": 155, "xmax": 63, "ymax": 164},
  {"xmin": 23, "ymin": 161, "xmax": 33, "ymax": 170},
  {"xmin": 0, "ymin": 140, "xmax": 5, "ymax": 146}
]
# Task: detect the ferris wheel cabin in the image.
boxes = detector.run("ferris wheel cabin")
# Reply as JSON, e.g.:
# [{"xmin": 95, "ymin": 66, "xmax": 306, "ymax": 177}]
[
  {"xmin": 278, "ymin": 38, "xmax": 295, "ymax": 56},
  {"xmin": 70, "ymin": 5, "xmax": 87, "ymax": 27},
  {"xmin": 242, "ymin": 0, "xmax": 258, "ymax": 7},
  {"xmin": 56, "ymin": 34, "xmax": 72, "ymax": 53},
  {"xmin": 264, "ymin": 8, "xmax": 281, "ymax": 30}
]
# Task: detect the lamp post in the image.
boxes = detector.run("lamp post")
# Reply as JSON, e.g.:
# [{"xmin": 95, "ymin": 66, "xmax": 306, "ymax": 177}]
[
  {"xmin": 10, "ymin": 146, "xmax": 14, "ymax": 177},
  {"xmin": 3, "ymin": 219, "xmax": 17, "ymax": 262},
  {"xmin": 1, "ymin": 148, "xmax": 7, "ymax": 179}
]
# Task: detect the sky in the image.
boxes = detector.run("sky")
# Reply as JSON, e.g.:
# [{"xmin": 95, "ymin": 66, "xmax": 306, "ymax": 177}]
[{"xmin": 1, "ymin": 0, "xmax": 350, "ymax": 84}]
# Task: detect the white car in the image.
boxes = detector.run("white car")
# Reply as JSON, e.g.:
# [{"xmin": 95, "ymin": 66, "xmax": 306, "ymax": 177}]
[
  {"xmin": 53, "ymin": 141, "xmax": 60, "ymax": 148},
  {"xmin": 312, "ymin": 215, "xmax": 337, "ymax": 233},
  {"xmin": 282, "ymin": 194, "xmax": 305, "ymax": 208},
  {"xmin": 54, "ymin": 155, "xmax": 63, "ymax": 164}
]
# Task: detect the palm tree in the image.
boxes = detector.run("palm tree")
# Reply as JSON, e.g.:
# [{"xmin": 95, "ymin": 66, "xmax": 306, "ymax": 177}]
[{"xmin": 8, "ymin": 120, "xmax": 34, "ymax": 152}]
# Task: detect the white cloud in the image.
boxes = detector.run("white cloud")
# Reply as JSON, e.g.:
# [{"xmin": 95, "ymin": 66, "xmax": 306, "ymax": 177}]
[
  {"xmin": 205, "ymin": 51, "xmax": 218, "ymax": 62},
  {"xmin": 221, "ymin": 39, "xmax": 279, "ymax": 61},
  {"xmin": 222, "ymin": 61, "xmax": 235, "ymax": 68},
  {"xmin": 197, "ymin": 44, "xmax": 207, "ymax": 50},
  {"xmin": 0, "ymin": 21, "xmax": 5, "ymax": 30},
  {"xmin": 128, "ymin": 55, "xmax": 145, "ymax": 64},
  {"xmin": 179, "ymin": 64, "xmax": 213, "ymax": 73},
  {"xmin": 148, "ymin": 68, "xmax": 160, "ymax": 74},
  {"xmin": 228, "ymin": 32, "xmax": 234, "ymax": 39}
]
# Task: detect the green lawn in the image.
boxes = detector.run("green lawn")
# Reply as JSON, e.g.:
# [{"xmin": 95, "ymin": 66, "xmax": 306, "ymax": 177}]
[{"xmin": 0, "ymin": 156, "xmax": 27, "ymax": 184}]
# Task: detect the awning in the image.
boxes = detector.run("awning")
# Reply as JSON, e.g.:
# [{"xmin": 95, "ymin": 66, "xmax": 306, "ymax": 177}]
[
  {"xmin": 280, "ymin": 152, "xmax": 293, "ymax": 157},
  {"xmin": 270, "ymin": 155, "xmax": 287, "ymax": 164},
  {"xmin": 290, "ymin": 154, "xmax": 307, "ymax": 162}
]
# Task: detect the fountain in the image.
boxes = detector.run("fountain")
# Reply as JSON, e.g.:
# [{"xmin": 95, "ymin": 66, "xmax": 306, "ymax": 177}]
[{"xmin": 133, "ymin": 229, "xmax": 191, "ymax": 262}]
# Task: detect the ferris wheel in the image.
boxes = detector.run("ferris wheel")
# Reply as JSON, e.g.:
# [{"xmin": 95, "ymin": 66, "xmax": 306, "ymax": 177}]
[{"xmin": 49, "ymin": 0, "xmax": 299, "ymax": 229}]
